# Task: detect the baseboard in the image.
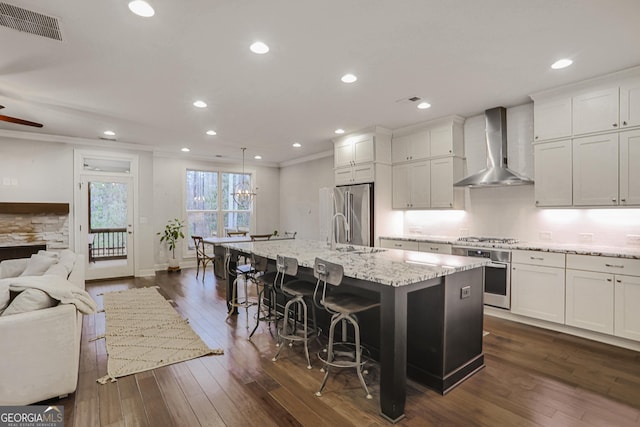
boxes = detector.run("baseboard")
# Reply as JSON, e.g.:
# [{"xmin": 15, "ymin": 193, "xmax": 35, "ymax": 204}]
[{"xmin": 484, "ymin": 306, "xmax": 640, "ymax": 352}]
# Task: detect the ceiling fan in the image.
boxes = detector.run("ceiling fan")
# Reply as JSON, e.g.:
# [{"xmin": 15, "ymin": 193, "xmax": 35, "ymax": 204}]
[{"xmin": 0, "ymin": 105, "xmax": 43, "ymax": 128}]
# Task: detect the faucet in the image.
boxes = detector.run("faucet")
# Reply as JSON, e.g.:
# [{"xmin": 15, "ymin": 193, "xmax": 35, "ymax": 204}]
[{"xmin": 330, "ymin": 213, "xmax": 350, "ymax": 250}]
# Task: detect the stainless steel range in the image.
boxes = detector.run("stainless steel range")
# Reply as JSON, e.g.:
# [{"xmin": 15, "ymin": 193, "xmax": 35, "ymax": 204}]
[{"xmin": 452, "ymin": 237, "xmax": 518, "ymax": 309}]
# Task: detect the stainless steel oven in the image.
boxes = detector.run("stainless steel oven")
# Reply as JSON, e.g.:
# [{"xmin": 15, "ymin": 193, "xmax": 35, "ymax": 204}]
[{"xmin": 452, "ymin": 241, "xmax": 513, "ymax": 310}]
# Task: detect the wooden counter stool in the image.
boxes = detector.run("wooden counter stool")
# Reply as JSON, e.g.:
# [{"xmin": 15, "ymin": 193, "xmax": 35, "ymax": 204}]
[
  {"xmin": 271, "ymin": 255, "xmax": 319, "ymax": 369},
  {"xmin": 192, "ymin": 235, "xmax": 215, "ymax": 280},
  {"xmin": 313, "ymin": 257, "xmax": 380, "ymax": 399}
]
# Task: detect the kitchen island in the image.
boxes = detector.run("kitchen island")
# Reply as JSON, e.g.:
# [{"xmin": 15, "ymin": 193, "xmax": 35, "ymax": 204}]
[{"xmin": 222, "ymin": 239, "xmax": 489, "ymax": 422}]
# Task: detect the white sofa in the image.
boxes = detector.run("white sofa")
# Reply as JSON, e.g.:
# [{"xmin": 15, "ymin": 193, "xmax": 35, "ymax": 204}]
[{"xmin": 0, "ymin": 252, "xmax": 86, "ymax": 405}]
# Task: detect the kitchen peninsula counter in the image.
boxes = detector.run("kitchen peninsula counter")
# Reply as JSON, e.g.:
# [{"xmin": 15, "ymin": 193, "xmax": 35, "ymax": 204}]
[{"xmin": 221, "ymin": 239, "xmax": 489, "ymax": 422}]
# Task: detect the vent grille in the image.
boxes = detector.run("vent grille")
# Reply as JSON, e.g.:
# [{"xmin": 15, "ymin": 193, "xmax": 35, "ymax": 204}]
[{"xmin": 0, "ymin": 2, "xmax": 62, "ymax": 41}]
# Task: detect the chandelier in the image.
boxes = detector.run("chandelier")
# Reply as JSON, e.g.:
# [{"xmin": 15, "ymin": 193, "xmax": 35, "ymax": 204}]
[{"xmin": 232, "ymin": 147, "xmax": 256, "ymax": 209}]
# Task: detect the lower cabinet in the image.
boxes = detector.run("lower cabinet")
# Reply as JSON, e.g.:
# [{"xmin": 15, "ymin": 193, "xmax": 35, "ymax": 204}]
[
  {"xmin": 614, "ymin": 274, "xmax": 640, "ymax": 341},
  {"xmin": 565, "ymin": 269, "xmax": 615, "ymax": 334},
  {"xmin": 564, "ymin": 254, "xmax": 640, "ymax": 336},
  {"xmin": 511, "ymin": 251, "xmax": 566, "ymax": 323},
  {"xmin": 379, "ymin": 238, "xmax": 419, "ymax": 251}
]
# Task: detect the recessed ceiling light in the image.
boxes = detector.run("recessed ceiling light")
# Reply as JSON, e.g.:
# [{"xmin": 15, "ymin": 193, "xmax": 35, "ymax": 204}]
[
  {"xmin": 417, "ymin": 102, "xmax": 431, "ymax": 110},
  {"xmin": 341, "ymin": 73, "xmax": 357, "ymax": 83},
  {"xmin": 128, "ymin": 0, "xmax": 155, "ymax": 17},
  {"xmin": 181, "ymin": 147, "xmax": 190, "ymax": 152},
  {"xmin": 250, "ymin": 41, "xmax": 269, "ymax": 54},
  {"xmin": 254, "ymin": 155, "xmax": 262, "ymax": 160},
  {"xmin": 551, "ymin": 58, "xmax": 573, "ymax": 70},
  {"xmin": 292, "ymin": 142, "xmax": 302, "ymax": 148},
  {"xmin": 334, "ymin": 129, "xmax": 345, "ymax": 134},
  {"xmin": 206, "ymin": 130, "xmax": 217, "ymax": 136},
  {"xmin": 103, "ymin": 130, "xmax": 116, "ymax": 136},
  {"xmin": 193, "ymin": 100, "xmax": 207, "ymax": 108}
]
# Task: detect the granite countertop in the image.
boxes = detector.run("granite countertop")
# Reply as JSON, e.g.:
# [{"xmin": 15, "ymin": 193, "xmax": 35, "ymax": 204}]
[
  {"xmin": 221, "ymin": 239, "xmax": 488, "ymax": 287},
  {"xmin": 380, "ymin": 235, "xmax": 640, "ymax": 260}
]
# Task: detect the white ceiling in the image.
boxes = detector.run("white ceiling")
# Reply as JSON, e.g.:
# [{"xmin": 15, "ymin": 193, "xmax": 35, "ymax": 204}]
[{"xmin": 2, "ymin": 0, "xmax": 640, "ymax": 166}]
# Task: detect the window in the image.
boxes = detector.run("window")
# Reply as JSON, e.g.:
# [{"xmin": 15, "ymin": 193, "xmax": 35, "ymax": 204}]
[{"xmin": 185, "ymin": 169, "xmax": 252, "ymax": 249}]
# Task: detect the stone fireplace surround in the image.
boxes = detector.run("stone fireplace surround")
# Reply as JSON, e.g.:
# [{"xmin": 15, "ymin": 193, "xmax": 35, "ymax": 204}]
[{"xmin": 0, "ymin": 202, "xmax": 70, "ymax": 250}]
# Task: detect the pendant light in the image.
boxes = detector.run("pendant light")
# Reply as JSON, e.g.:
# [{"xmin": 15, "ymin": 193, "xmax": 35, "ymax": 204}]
[{"xmin": 232, "ymin": 147, "xmax": 256, "ymax": 209}]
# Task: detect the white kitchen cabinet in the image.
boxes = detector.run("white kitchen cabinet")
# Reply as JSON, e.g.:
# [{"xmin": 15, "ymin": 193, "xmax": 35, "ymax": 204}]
[
  {"xmin": 533, "ymin": 140, "xmax": 572, "ymax": 207},
  {"xmin": 565, "ymin": 269, "xmax": 614, "ymax": 334},
  {"xmin": 334, "ymin": 135, "xmax": 374, "ymax": 168},
  {"xmin": 392, "ymin": 162, "xmax": 430, "ymax": 209},
  {"xmin": 619, "ymin": 77, "xmax": 640, "ymax": 129},
  {"xmin": 418, "ymin": 242, "xmax": 451, "ymax": 254},
  {"xmin": 430, "ymin": 124, "xmax": 464, "ymax": 157},
  {"xmin": 379, "ymin": 238, "xmax": 419, "ymax": 251},
  {"xmin": 615, "ymin": 274, "xmax": 640, "ymax": 341},
  {"xmin": 572, "ymin": 134, "xmax": 619, "ymax": 206},
  {"xmin": 565, "ymin": 254, "xmax": 640, "ymax": 337},
  {"xmin": 572, "ymin": 87, "xmax": 620, "ymax": 136},
  {"xmin": 391, "ymin": 130, "xmax": 430, "ymax": 163},
  {"xmin": 511, "ymin": 250, "xmax": 566, "ymax": 323},
  {"xmin": 619, "ymin": 129, "xmax": 640, "ymax": 205},
  {"xmin": 533, "ymin": 96, "xmax": 572, "ymax": 142},
  {"xmin": 335, "ymin": 163, "xmax": 374, "ymax": 186},
  {"xmin": 430, "ymin": 157, "xmax": 464, "ymax": 209}
]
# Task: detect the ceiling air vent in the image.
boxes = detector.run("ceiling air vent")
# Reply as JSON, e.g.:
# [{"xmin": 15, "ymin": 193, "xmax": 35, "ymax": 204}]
[{"xmin": 0, "ymin": 2, "xmax": 62, "ymax": 41}]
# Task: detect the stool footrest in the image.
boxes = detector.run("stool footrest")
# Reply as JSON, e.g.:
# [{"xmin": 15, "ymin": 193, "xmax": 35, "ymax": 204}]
[{"xmin": 317, "ymin": 342, "xmax": 371, "ymax": 368}]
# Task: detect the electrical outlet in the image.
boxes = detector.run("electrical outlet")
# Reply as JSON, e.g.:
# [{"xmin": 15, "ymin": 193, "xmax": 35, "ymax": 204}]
[
  {"xmin": 539, "ymin": 231, "xmax": 552, "ymax": 241},
  {"xmin": 579, "ymin": 233, "xmax": 593, "ymax": 243},
  {"xmin": 627, "ymin": 234, "xmax": 640, "ymax": 246},
  {"xmin": 461, "ymin": 286, "xmax": 471, "ymax": 299}
]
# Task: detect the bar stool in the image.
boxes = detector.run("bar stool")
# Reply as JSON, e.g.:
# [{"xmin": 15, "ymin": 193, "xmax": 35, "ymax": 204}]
[
  {"xmin": 225, "ymin": 249, "xmax": 258, "ymax": 327},
  {"xmin": 248, "ymin": 255, "xmax": 284, "ymax": 339},
  {"xmin": 272, "ymin": 255, "xmax": 319, "ymax": 369},
  {"xmin": 192, "ymin": 235, "xmax": 215, "ymax": 280},
  {"xmin": 313, "ymin": 257, "xmax": 380, "ymax": 399}
]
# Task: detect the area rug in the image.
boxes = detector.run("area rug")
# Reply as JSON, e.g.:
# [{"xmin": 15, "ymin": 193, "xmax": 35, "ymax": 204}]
[{"xmin": 96, "ymin": 286, "xmax": 222, "ymax": 384}]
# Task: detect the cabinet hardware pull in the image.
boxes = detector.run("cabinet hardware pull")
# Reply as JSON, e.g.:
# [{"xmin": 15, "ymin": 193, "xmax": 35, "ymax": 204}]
[
  {"xmin": 612, "ymin": 198, "xmax": 617, "ymax": 203},
  {"xmin": 535, "ymin": 136, "xmax": 539, "ymax": 140},
  {"xmin": 530, "ymin": 256, "xmax": 544, "ymax": 260},
  {"xmin": 623, "ymin": 121, "xmax": 628, "ymax": 126},
  {"xmin": 613, "ymin": 123, "xmax": 618, "ymax": 127},
  {"xmin": 616, "ymin": 279, "xmax": 622, "ymax": 283},
  {"xmin": 430, "ymin": 247, "xmax": 439, "ymax": 251},
  {"xmin": 605, "ymin": 264, "xmax": 624, "ymax": 268},
  {"xmin": 607, "ymin": 278, "xmax": 613, "ymax": 282},
  {"xmin": 621, "ymin": 198, "xmax": 626, "ymax": 202}
]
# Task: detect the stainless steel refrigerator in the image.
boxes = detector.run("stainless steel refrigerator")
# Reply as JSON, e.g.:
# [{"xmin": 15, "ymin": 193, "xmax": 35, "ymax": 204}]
[{"xmin": 333, "ymin": 183, "xmax": 374, "ymax": 247}]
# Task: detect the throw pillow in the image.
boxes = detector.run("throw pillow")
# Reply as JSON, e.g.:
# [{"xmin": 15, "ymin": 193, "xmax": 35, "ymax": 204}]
[
  {"xmin": 1, "ymin": 288, "xmax": 57, "ymax": 316},
  {"xmin": 0, "ymin": 258, "xmax": 28, "ymax": 279},
  {"xmin": 19, "ymin": 254, "xmax": 58, "ymax": 277},
  {"xmin": 44, "ymin": 263, "xmax": 69, "ymax": 279},
  {"xmin": 0, "ymin": 280, "xmax": 9, "ymax": 316},
  {"xmin": 37, "ymin": 250, "xmax": 60, "ymax": 259}
]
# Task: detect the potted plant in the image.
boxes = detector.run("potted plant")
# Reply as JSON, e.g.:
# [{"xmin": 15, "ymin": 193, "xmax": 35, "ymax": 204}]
[{"xmin": 158, "ymin": 218, "xmax": 185, "ymax": 270}]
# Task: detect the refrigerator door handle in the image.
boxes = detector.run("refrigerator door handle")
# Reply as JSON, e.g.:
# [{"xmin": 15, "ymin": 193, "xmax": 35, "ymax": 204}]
[{"xmin": 347, "ymin": 191, "xmax": 352, "ymax": 242}]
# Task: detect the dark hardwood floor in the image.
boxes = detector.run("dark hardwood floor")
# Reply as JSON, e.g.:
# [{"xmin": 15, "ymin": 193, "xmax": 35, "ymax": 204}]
[{"xmin": 49, "ymin": 268, "xmax": 640, "ymax": 426}]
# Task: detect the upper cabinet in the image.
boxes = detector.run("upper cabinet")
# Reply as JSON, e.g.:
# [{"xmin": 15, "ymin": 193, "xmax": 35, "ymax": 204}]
[
  {"xmin": 531, "ymin": 66, "xmax": 640, "ymax": 207},
  {"xmin": 333, "ymin": 127, "xmax": 391, "ymax": 185},
  {"xmin": 533, "ymin": 96, "xmax": 572, "ymax": 142},
  {"xmin": 391, "ymin": 130, "xmax": 430, "ymax": 163},
  {"xmin": 390, "ymin": 116, "xmax": 465, "ymax": 210},
  {"xmin": 620, "ymin": 76, "xmax": 640, "ymax": 129},
  {"xmin": 391, "ymin": 116, "xmax": 464, "ymax": 163},
  {"xmin": 572, "ymin": 87, "xmax": 620, "ymax": 136},
  {"xmin": 334, "ymin": 135, "xmax": 375, "ymax": 168}
]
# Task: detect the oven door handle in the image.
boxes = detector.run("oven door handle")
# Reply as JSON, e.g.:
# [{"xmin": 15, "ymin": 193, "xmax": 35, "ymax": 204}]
[{"xmin": 486, "ymin": 262, "xmax": 508, "ymax": 269}]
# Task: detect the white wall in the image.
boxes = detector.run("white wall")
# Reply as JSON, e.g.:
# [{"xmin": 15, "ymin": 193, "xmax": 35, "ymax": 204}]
[
  {"xmin": 402, "ymin": 103, "xmax": 640, "ymax": 247},
  {"xmin": 279, "ymin": 155, "xmax": 334, "ymax": 240}
]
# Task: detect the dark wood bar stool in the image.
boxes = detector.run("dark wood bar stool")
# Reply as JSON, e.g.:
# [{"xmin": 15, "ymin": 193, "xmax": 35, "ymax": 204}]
[
  {"xmin": 313, "ymin": 257, "xmax": 380, "ymax": 399},
  {"xmin": 192, "ymin": 235, "xmax": 215, "ymax": 280}
]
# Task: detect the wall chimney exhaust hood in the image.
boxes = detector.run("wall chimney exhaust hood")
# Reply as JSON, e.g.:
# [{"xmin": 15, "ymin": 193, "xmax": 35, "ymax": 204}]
[{"xmin": 454, "ymin": 107, "xmax": 533, "ymax": 187}]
